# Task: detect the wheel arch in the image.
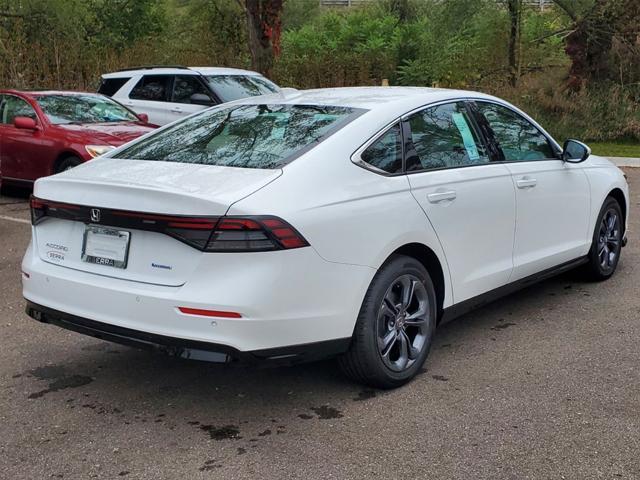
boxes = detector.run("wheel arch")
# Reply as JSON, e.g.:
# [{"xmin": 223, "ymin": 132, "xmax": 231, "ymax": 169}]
[
  {"xmin": 390, "ymin": 243, "xmax": 446, "ymax": 323},
  {"xmin": 607, "ymin": 188, "xmax": 627, "ymax": 233},
  {"xmin": 52, "ymin": 150, "xmax": 84, "ymax": 174}
]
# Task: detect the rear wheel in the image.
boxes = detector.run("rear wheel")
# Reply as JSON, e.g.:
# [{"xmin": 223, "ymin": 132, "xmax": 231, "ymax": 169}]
[
  {"xmin": 584, "ymin": 196, "xmax": 623, "ymax": 280},
  {"xmin": 56, "ymin": 156, "xmax": 82, "ymax": 173},
  {"xmin": 339, "ymin": 255, "xmax": 436, "ymax": 389}
]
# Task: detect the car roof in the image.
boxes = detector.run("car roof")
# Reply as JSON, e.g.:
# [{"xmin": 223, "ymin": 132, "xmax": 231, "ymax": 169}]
[
  {"xmin": 230, "ymin": 86, "xmax": 503, "ymax": 117},
  {"xmin": 0, "ymin": 89, "xmax": 103, "ymax": 98},
  {"xmin": 102, "ymin": 66, "xmax": 263, "ymax": 79}
]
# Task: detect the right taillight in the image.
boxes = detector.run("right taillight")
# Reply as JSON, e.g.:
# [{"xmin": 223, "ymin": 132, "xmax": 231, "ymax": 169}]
[{"xmin": 205, "ymin": 216, "xmax": 309, "ymax": 252}]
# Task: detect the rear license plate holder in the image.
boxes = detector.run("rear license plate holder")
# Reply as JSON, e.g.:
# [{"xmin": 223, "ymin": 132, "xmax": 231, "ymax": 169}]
[{"xmin": 82, "ymin": 225, "xmax": 130, "ymax": 269}]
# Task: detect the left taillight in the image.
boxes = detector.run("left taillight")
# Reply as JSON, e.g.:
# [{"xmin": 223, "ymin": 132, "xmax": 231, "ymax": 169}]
[{"xmin": 30, "ymin": 196, "xmax": 81, "ymax": 225}]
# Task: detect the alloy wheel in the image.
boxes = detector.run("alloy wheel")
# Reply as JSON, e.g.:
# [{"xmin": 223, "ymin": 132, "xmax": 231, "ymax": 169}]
[
  {"xmin": 376, "ymin": 274, "xmax": 430, "ymax": 372},
  {"xmin": 597, "ymin": 208, "xmax": 621, "ymax": 271}
]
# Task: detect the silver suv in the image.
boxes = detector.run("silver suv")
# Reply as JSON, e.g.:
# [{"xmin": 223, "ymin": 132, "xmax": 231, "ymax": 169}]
[{"xmin": 98, "ymin": 65, "xmax": 280, "ymax": 125}]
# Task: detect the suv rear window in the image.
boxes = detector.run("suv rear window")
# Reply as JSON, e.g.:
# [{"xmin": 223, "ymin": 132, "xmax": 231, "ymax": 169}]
[
  {"xmin": 98, "ymin": 77, "xmax": 130, "ymax": 97},
  {"xmin": 116, "ymin": 104, "xmax": 364, "ymax": 169}
]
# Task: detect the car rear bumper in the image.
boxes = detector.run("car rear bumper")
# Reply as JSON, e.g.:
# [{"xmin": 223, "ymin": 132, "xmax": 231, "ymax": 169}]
[
  {"xmin": 25, "ymin": 301, "xmax": 351, "ymax": 365},
  {"xmin": 22, "ymin": 240, "xmax": 374, "ymax": 355}
]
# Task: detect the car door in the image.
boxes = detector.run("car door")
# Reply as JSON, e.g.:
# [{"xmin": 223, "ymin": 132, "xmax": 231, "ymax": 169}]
[
  {"xmin": 170, "ymin": 75, "xmax": 217, "ymax": 118},
  {"xmin": 473, "ymin": 101, "xmax": 591, "ymax": 280},
  {"xmin": 0, "ymin": 94, "xmax": 48, "ymax": 181},
  {"xmin": 405, "ymin": 101, "xmax": 516, "ymax": 303},
  {"xmin": 126, "ymin": 74, "xmax": 174, "ymax": 125}
]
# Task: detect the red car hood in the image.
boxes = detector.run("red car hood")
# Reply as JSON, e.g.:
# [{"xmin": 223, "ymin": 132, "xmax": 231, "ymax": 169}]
[{"xmin": 56, "ymin": 122, "xmax": 156, "ymax": 146}]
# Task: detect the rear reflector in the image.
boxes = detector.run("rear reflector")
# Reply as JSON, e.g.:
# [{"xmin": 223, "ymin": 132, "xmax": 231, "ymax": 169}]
[
  {"xmin": 30, "ymin": 196, "xmax": 309, "ymax": 253},
  {"xmin": 178, "ymin": 307, "xmax": 242, "ymax": 318}
]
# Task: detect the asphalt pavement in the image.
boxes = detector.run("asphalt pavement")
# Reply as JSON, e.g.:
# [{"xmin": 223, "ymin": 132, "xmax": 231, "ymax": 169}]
[{"xmin": 0, "ymin": 170, "xmax": 638, "ymax": 479}]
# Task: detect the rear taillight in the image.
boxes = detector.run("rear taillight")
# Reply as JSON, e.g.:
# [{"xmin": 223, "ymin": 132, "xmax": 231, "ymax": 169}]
[
  {"xmin": 30, "ymin": 196, "xmax": 308, "ymax": 252},
  {"xmin": 30, "ymin": 196, "xmax": 80, "ymax": 224},
  {"xmin": 205, "ymin": 216, "xmax": 309, "ymax": 252}
]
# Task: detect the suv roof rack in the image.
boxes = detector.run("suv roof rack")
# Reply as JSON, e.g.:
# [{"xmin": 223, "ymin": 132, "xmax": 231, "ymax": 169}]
[{"xmin": 113, "ymin": 65, "xmax": 191, "ymax": 73}]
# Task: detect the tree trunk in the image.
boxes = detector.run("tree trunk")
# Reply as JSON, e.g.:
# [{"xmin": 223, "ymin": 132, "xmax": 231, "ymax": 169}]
[
  {"xmin": 507, "ymin": 0, "xmax": 522, "ymax": 87},
  {"xmin": 244, "ymin": 0, "xmax": 283, "ymax": 78}
]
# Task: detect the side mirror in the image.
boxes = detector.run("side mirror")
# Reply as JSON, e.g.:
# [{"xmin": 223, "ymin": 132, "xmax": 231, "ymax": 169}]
[
  {"xmin": 137, "ymin": 113, "xmax": 149, "ymax": 123},
  {"xmin": 190, "ymin": 93, "xmax": 215, "ymax": 106},
  {"xmin": 562, "ymin": 139, "xmax": 591, "ymax": 163},
  {"xmin": 14, "ymin": 116, "xmax": 38, "ymax": 130}
]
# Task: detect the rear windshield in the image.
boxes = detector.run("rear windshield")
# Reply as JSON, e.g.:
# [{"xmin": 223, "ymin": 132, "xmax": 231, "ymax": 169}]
[
  {"xmin": 206, "ymin": 75, "xmax": 279, "ymax": 102},
  {"xmin": 116, "ymin": 104, "xmax": 363, "ymax": 169}
]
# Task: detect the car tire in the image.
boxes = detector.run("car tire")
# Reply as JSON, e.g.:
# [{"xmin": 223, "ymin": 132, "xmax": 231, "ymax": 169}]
[
  {"xmin": 56, "ymin": 156, "xmax": 82, "ymax": 173},
  {"xmin": 584, "ymin": 196, "xmax": 624, "ymax": 281},
  {"xmin": 339, "ymin": 254, "xmax": 437, "ymax": 389}
]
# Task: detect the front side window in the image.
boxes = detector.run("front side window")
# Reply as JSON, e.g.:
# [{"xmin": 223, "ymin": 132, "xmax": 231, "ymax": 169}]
[
  {"xmin": 206, "ymin": 75, "xmax": 279, "ymax": 102},
  {"xmin": 0, "ymin": 95, "xmax": 37, "ymax": 124},
  {"xmin": 35, "ymin": 94, "xmax": 139, "ymax": 124},
  {"xmin": 360, "ymin": 124, "xmax": 403, "ymax": 174},
  {"xmin": 407, "ymin": 102, "xmax": 489, "ymax": 171},
  {"xmin": 475, "ymin": 102, "xmax": 556, "ymax": 162},
  {"xmin": 130, "ymin": 75, "xmax": 172, "ymax": 102},
  {"xmin": 116, "ymin": 104, "xmax": 363, "ymax": 169},
  {"xmin": 172, "ymin": 75, "xmax": 213, "ymax": 104}
]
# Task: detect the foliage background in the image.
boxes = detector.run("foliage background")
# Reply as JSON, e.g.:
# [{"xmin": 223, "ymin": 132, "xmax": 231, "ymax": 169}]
[{"xmin": 0, "ymin": 0, "xmax": 638, "ymax": 143}]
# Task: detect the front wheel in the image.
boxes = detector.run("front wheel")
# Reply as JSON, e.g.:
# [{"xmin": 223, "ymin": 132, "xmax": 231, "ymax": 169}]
[
  {"xmin": 339, "ymin": 255, "xmax": 437, "ymax": 389},
  {"xmin": 584, "ymin": 196, "xmax": 623, "ymax": 281},
  {"xmin": 55, "ymin": 156, "xmax": 82, "ymax": 173}
]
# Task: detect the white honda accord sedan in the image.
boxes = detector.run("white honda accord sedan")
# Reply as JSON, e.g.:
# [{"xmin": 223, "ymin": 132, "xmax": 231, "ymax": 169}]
[{"xmin": 23, "ymin": 87, "xmax": 629, "ymax": 388}]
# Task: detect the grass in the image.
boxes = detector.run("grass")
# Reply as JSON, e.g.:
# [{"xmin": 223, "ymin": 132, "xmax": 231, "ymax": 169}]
[{"xmin": 588, "ymin": 142, "xmax": 640, "ymax": 158}]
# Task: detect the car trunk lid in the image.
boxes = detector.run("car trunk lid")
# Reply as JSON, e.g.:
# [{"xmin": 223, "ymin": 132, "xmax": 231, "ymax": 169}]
[{"xmin": 32, "ymin": 158, "xmax": 282, "ymax": 286}]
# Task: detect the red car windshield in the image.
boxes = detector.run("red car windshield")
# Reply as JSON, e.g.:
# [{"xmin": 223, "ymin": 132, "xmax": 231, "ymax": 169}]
[{"xmin": 35, "ymin": 94, "xmax": 139, "ymax": 125}]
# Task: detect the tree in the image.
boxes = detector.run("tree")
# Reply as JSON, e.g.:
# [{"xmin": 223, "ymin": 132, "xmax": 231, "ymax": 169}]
[
  {"xmin": 553, "ymin": 0, "xmax": 640, "ymax": 88},
  {"xmin": 507, "ymin": 0, "xmax": 522, "ymax": 87},
  {"xmin": 238, "ymin": 0, "xmax": 283, "ymax": 77}
]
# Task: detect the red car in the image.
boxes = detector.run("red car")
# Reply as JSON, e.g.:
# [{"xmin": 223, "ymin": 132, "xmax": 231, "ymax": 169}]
[{"xmin": 0, "ymin": 90, "xmax": 156, "ymax": 186}]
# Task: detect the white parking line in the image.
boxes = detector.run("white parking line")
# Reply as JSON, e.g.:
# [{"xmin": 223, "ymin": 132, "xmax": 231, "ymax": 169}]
[{"xmin": 0, "ymin": 215, "xmax": 30, "ymax": 225}]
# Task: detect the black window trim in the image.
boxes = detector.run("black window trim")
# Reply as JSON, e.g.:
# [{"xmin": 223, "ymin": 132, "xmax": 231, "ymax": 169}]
[{"xmin": 352, "ymin": 96, "xmax": 565, "ymax": 178}]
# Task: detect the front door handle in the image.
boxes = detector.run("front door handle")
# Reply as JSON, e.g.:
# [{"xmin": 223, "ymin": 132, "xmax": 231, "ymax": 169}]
[
  {"xmin": 516, "ymin": 177, "xmax": 537, "ymax": 189},
  {"xmin": 427, "ymin": 191, "xmax": 457, "ymax": 203}
]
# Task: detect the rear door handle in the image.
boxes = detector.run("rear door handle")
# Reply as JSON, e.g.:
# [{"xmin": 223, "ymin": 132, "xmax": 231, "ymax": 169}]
[
  {"xmin": 427, "ymin": 191, "xmax": 457, "ymax": 203},
  {"xmin": 170, "ymin": 107, "xmax": 183, "ymax": 113},
  {"xmin": 516, "ymin": 177, "xmax": 537, "ymax": 189}
]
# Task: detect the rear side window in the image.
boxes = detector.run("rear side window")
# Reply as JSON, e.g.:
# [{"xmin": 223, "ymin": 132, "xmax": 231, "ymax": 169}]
[
  {"xmin": 407, "ymin": 102, "xmax": 489, "ymax": 171},
  {"xmin": 130, "ymin": 75, "xmax": 173, "ymax": 102},
  {"xmin": 116, "ymin": 104, "xmax": 364, "ymax": 169},
  {"xmin": 360, "ymin": 124, "xmax": 403, "ymax": 174},
  {"xmin": 98, "ymin": 77, "xmax": 130, "ymax": 97},
  {"xmin": 475, "ymin": 102, "xmax": 556, "ymax": 162}
]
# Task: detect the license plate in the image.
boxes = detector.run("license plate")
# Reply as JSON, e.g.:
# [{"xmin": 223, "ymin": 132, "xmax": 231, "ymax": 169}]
[{"xmin": 82, "ymin": 225, "xmax": 130, "ymax": 269}]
